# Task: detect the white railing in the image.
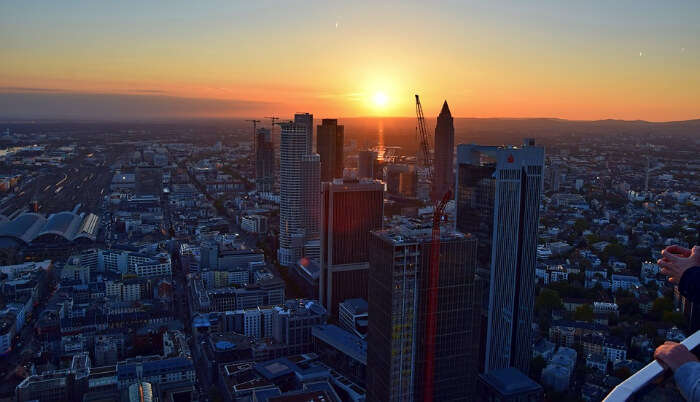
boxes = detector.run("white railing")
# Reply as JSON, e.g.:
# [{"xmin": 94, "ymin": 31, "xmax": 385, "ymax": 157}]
[{"xmin": 603, "ymin": 330, "xmax": 700, "ymax": 402}]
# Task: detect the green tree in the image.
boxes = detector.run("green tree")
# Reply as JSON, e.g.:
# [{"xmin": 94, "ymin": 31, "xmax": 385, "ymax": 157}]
[
  {"xmin": 663, "ymin": 311, "xmax": 687, "ymax": 328},
  {"xmin": 651, "ymin": 297, "xmax": 674, "ymax": 320},
  {"xmin": 574, "ymin": 304, "xmax": 594, "ymax": 322},
  {"xmin": 530, "ymin": 356, "xmax": 547, "ymax": 380},
  {"xmin": 574, "ymin": 218, "xmax": 589, "ymax": 233},
  {"xmin": 625, "ymin": 256, "xmax": 642, "ymax": 274},
  {"xmin": 604, "ymin": 243, "xmax": 625, "ymax": 259},
  {"xmin": 536, "ymin": 289, "xmax": 563, "ymax": 315}
]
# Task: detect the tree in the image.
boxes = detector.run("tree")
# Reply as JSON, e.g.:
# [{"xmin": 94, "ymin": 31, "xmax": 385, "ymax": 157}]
[
  {"xmin": 574, "ymin": 218, "xmax": 589, "ymax": 233},
  {"xmin": 614, "ymin": 366, "xmax": 632, "ymax": 380},
  {"xmin": 574, "ymin": 304, "xmax": 594, "ymax": 322},
  {"xmin": 651, "ymin": 297, "xmax": 674, "ymax": 320},
  {"xmin": 663, "ymin": 311, "xmax": 687, "ymax": 329},
  {"xmin": 530, "ymin": 356, "xmax": 547, "ymax": 380},
  {"xmin": 604, "ymin": 243, "xmax": 625, "ymax": 260},
  {"xmin": 536, "ymin": 289, "xmax": 563, "ymax": 315}
]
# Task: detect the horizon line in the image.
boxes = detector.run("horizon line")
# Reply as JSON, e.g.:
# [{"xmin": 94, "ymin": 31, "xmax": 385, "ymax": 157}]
[{"xmin": 1, "ymin": 115, "xmax": 699, "ymax": 124}]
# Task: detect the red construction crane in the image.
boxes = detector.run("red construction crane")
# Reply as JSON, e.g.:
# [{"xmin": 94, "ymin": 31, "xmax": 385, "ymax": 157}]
[{"xmin": 415, "ymin": 94, "xmax": 452, "ymax": 402}]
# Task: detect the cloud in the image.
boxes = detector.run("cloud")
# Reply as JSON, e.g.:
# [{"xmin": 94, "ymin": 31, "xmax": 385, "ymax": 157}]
[
  {"xmin": 128, "ymin": 89, "xmax": 168, "ymax": 94},
  {"xmin": 0, "ymin": 86, "xmax": 66, "ymax": 93},
  {"xmin": 0, "ymin": 91, "xmax": 277, "ymax": 120}
]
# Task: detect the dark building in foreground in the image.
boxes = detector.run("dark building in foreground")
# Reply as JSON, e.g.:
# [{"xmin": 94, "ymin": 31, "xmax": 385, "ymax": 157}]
[
  {"xmin": 320, "ymin": 179, "xmax": 383, "ymax": 316},
  {"xmin": 433, "ymin": 100, "xmax": 455, "ymax": 200},
  {"xmin": 477, "ymin": 367, "xmax": 543, "ymax": 402},
  {"xmin": 456, "ymin": 140, "xmax": 544, "ymax": 374},
  {"xmin": 366, "ymin": 225, "xmax": 481, "ymax": 401},
  {"xmin": 317, "ymin": 119, "xmax": 345, "ymax": 182}
]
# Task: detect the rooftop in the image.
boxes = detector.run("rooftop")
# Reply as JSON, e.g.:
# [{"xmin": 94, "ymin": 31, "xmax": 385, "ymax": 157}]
[
  {"xmin": 479, "ymin": 367, "xmax": 543, "ymax": 396},
  {"xmin": 312, "ymin": 325, "xmax": 367, "ymax": 365}
]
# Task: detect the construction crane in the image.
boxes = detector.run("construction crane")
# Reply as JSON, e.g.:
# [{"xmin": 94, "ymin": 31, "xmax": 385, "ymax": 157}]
[
  {"xmin": 415, "ymin": 94, "xmax": 452, "ymax": 402},
  {"xmin": 264, "ymin": 116, "xmax": 279, "ymax": 129}
]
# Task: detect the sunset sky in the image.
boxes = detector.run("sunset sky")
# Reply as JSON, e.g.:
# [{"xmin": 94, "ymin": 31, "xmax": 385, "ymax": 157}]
[{"xmin": 1, "ymin": 0, "xmax": 699, "ymax": 121}]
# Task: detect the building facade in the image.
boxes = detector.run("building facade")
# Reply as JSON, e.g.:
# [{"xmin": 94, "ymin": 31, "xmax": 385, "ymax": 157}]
[
  {"xmin": 366, "ymin": 226, "xmax": 481, "ymax": 401},
  {"xmin": 456, "ymin": 140, "xmax": 544, "ymax": 374},
  {"xmin": 301, "ymin": 153, "xmax": 321, "ymax": 242},
  {"xmin": 255, "ymin": 127, "xmax": 275, "ymax": 193},
  {"xmin": 278, "ymin": 118, "xmax": 312, "ymax": 267},
  {"xmin": 357, "ymin": 150, "xmax": 378, "ymax": 179},
  {"xmin": 317, "ymin": 119, "xmax": 344, "ymax": 182},
  {"xmin": 320, "ymin": 179, "xmax": 383, "ymax": 316}
]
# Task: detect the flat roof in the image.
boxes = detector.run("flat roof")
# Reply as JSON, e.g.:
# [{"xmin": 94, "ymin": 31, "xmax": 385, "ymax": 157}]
[
  {"xmin": 479, "ymin": 367, "xmax": 542, "ymax": 396},
  {"xmin": 312, "ymin": 325, "xmax": 366, "ymax": 365}
]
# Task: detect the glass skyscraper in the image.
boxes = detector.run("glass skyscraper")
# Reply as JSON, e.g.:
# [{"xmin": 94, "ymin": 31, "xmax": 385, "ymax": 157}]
[{"xmin": 456, "ymin": 139, "xmax": 544, "ymax": 374}]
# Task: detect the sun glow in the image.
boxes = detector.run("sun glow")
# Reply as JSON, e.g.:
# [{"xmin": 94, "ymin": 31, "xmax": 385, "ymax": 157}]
[{"xmin": 372, "ymin": 91, "xmax": 389, "ymax": 108}]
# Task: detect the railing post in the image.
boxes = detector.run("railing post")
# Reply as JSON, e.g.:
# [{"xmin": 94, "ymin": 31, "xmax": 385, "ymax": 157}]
[{"xmin": 603, "ymin": 330, "xmax": 700, "ymax": 402}]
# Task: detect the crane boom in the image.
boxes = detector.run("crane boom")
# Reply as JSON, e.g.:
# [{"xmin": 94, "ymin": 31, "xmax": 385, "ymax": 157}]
[
  {"xmin": 415, "ymin": 95, "xmax": 432, "ymax": 174},
  {"xmin": 416, "ymin": 94, "xmax": 451, "ymax": 402}
]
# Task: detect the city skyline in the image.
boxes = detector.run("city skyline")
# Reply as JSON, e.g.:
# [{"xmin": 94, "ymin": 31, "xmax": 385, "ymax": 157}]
[
  {"xmin": 2, "ymin": 1, "xmax": 700, "ymax": 121},
  {"xmin": 0, "ymin": 2, "xmax": 698, "ymax": 401}
]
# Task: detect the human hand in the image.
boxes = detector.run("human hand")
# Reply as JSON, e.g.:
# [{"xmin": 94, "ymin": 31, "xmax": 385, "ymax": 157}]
[
  {"xmin": 654, "ymin": 341, "xmax": 698, "ymax": 371},
  {"xmin": 658, "ymin": 246, "xmax": 700, "ymax": 284}
]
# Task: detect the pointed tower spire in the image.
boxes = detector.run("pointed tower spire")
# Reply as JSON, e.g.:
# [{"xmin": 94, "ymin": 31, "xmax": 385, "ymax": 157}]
[{"xmin": 440, "ymin": 100, "xmax": 451, "ymax": 116}]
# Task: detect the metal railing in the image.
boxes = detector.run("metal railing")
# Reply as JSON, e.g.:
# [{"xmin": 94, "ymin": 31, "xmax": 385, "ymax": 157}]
[{"xmin": 603, "ymin": 330, "xmax": 700, "ymax": 402}]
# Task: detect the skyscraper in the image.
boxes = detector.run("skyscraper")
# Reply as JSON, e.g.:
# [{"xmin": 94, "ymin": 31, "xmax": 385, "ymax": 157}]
[
  {"xmin": 320, "ymin": 178, "xmax": 383, "ymax": 316},
  {"xmin": 455, "ymin": 139, "xmax": 544, "ymax": 374},
  {"xmin": 255, "ymin": 127, "xmax": 275, "ymax": 193},
  {"xmin": 294, "ymin": 113, "xmax": 314, "ymax": 154},
  {"xmin": 366, "ymin": 225, "xmax": 480, "ymax": 401},
  {"xmin": 317, "ymin": 119, "xmax": 344, "ymax": 182},
  {"xmin": 433, "ymin": 100, "xmax": 454, "ymax": 201},
  {"xmin": 301, "ymin": 153, "xmax": 321, "ymax": 241},
  {"xmin": 278, "ymin": 117, "xmax": 314, "ymax": 267},
  {"xmin": 357, "ymin": 150, "xmax": 378, "ymax": 179}
]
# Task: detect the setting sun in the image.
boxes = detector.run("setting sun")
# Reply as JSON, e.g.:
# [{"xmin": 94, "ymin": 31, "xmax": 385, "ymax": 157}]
[{"xmin": 372, "ymin": 92, "xmax": 389, "ymax": 108}]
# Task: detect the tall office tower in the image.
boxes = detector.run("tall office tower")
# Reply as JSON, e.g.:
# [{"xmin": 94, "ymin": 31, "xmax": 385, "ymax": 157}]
[
  {"xmin": 317, "ymin": 119, "xmax": 345, "ymax": 182},
  {"xmin": 433, "ymin": 100, "xmax": 455, "ymax": 200},
  {"xmin": 320, "ymin": 178, "xmax": 383, "ymax": 316},
  {"xmin": 357, "ymin": 150, "xmax": 378, "ymax": 178},
  {"xmin": 294, "ymin": 113, "xmax": 314, "ymax": 154},
  {"xmin": 278, "ymin": 121, "xmax": 312, "ymax": 267},
  {"xmin": 367, "ymin": 226, "xmax": 481, "ymax": 401},
  {"xmin": 301, "ymin": 153, "xmax": 321, "ymax": 241},
  {"xmin": 255, "ymin": 127, "xmax": 275, "ymax": 193},
  {"xmin": 455, "ymin": 139, "xmax": 544, "ymax": 374}
]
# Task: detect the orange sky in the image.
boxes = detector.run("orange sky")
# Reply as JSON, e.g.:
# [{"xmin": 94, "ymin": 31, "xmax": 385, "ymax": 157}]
[{"xmin": 1, "ymin": 1, "xmax": 699, "ymax": 121}]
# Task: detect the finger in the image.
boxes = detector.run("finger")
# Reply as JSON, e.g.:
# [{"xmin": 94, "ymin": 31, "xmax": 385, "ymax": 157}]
[
  {"xmin": 662, "ymin": 249, "xmax": 683, "ymax": 262},
  {"xmin": 658, "ymin": 260, "xmax": 679, "ymax": 272},
  {"xmin": 666, "ymin": 245, "xmax": 691, "ymax": 257}
]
